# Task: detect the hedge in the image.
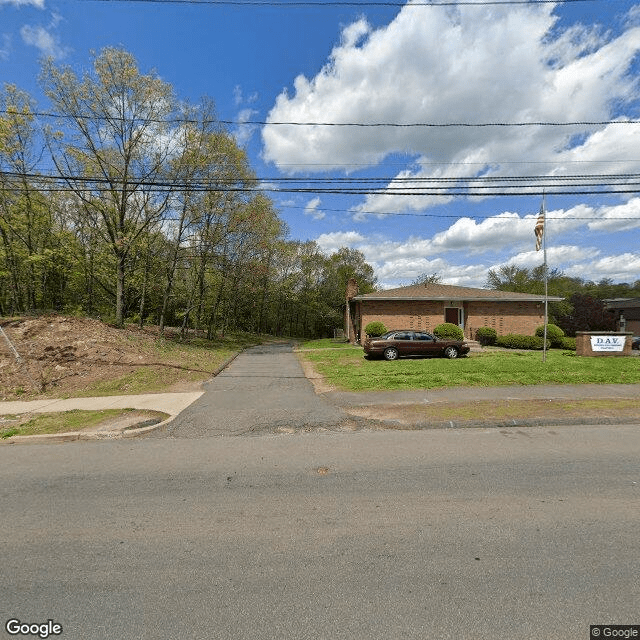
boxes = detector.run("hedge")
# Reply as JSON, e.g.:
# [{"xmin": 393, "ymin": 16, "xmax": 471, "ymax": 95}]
[
  {"xmin": 364, "ymin": 321, "xmax": 387, "ymax": 337},
  {"xmin": 476, "ymin": 326, "xmax": 497, "ymax": 346},
  {"xmin": 496, "ymin": 334, "xmax": 550, "ymax": 350},
  {"xmin": 535, "ymin": 323, "xmax": 565, "ymax": 348},
  {"xmin": 434, "ymin": 322, "xmax": 464, "ymax": 340}
]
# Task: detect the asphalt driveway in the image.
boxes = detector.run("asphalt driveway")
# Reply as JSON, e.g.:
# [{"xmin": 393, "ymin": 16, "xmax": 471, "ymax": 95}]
[{"xmin": 152, "ymin": 342, "xmax": 349, "ymax": 438}]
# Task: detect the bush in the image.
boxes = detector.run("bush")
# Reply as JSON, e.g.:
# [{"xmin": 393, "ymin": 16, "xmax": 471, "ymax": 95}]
[
  {"xmin": 496, "ymin": 334, "xmax": 550, "ymax": 350},
  {"xmin": 535, "ymin": 323, "xmax": 565, "ymax": 348},
  {"xmin": 561, "ymin": 336, "xmax": 576, "ymax": 351},
  {"xmin": 364, "ymin": 321, "xmax": 387, "ymax": 337},
  {"xmin": 434, "ymin": 322, "xmax": 464, "ymax": 340},
  {"xmin": 475, "ymin": 326, "xmax": 497, "ymax": 346}
]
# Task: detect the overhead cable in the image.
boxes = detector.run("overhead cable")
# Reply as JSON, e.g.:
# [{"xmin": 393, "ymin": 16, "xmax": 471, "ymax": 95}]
[
  {"xmin": 5, "ymin": 169, "xmax": 640, "ymax": 200},
  {"xmin": 2, "ymin": 109, "xmax": 639, "ymax": 129},
  {"xmin": 82, "ymin": 0, "xmax": 609, "ymax": 7}
]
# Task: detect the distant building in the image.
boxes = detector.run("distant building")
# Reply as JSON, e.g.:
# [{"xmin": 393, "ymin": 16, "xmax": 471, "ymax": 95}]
[
  {"xmin": 603, "ymin": 298, "xmax": 640, "ymax": 335},
  {"xmin": 346, "ymin": 283, "xmax": 562, "ymax": 344}
]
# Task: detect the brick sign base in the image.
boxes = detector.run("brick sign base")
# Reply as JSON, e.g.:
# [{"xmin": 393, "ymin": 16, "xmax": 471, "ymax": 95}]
[{"xmin": 575, "ymin": 332, "xmax": 633, "ymax": 357}]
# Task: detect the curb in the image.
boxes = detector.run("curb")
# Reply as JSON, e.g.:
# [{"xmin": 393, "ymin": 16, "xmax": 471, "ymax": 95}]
[
  {"xmin": 350, "ymin": 414, "xmax": 640, "ymax": 431},
  {"xmin": 1, "ymin": 350, "xmax": 244, "ymax": 445}
]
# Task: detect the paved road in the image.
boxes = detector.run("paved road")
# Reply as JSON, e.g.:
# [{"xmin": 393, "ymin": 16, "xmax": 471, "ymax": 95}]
[
  {"xmin": 1, "ymin": 425, "xmax": 639, "ymax": 640},
  {"xmin": 152, "ymin": 342, "xmax": 348, "ymax": 437}
]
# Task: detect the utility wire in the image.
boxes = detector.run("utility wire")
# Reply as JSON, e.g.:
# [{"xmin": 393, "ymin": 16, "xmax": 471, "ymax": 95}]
[
  {"xmin": 3, "ymin": 109, "xmax": 639, "ymax": 129},
  {"xmin": 5, "ymin": 169, "xmax": 640, "ymax": 200},
  {"xmin": 81, "ymin": 0, "xmax": 611, "ymax": 7},
  {"xmin": 6, "ymin": 169, "xmax": 640, "ymax": 185}
]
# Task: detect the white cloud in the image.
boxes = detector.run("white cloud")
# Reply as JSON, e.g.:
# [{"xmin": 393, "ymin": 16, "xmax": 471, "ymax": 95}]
[
  {"xmin": 310, "ymin": 194, "xmax": 639, "ymax": 288},
  {"xmin": 565, "ymin": 252, "xmax": 640, "ymax": 282},
  {"xmin": 0, "ymin": 33, "xmax": 11, "ymax": 60},
  {"xmin": 430, "ymin": 213, "xmax": 527, "ymax": 255},
  {"xmin": 233, "ymin": 85, "xmax": 258, "ymax": 106},
  {"xmin": 20, "ymin": 12, "xmax": 68, "ymax": 59},
  {"xmin": 494, "ymin": 245, "xmax": 601, "ymax": 271},
  {"xmin": 589, "ymin": 197, "xmax": 640, "ymax": 232},
  {"xmin": 233, "ymin": 107, "xmax": 258, "ymax": 147},
  {"xmin": 0, "ymin": 0, "xmax": 45, "ymax": 6},
  {"xmin": 233, "ymin": 85, "xmax": 243, "ymax": 106},
  {"xmin": 315, "ymin": 231, "xmax": 366, "ymax": 253},
  {"xmin": 263, "ymin": 1, "xmax": 640, "ymax": 215},
  {"xmin": 304, "ymin": 197, "xmax": 325, "ymax": 220}
]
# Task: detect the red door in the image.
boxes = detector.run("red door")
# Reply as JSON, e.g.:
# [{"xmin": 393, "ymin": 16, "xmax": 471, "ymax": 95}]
[{"xmin": 445, "ymin": 307, "xmax": 460, "ymax": 325}]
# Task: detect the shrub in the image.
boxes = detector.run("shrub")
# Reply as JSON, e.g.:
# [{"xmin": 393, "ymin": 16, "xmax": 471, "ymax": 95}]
[
  {"xmin": 364, "ymin": 321, "xmax": 387, "ymax": 337},
  {"xmin": 434, "ymin": 322, "xmax": 464, "ymax": 340},
  {"xmin": 475, "ymin": 326, "xmax": 497, "ymax": 346},
  {"xmin": 561, "ymin": 336, "xmax": 576, "ymax": 351},
  {"xmin": 496, "ymin": 334, "xmax": 550, "ymax": 350},
  {"xmin": 535, "ymin": 323, "xmax": 565, "ymax": 348}
]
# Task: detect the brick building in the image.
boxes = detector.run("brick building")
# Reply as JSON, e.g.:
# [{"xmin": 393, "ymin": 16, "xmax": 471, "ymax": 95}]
[
  {"xmin": 346, "ymin": 283, "xmax": 562, "ymax": 344},
  {"xmin": 604, "ymin": 298, "xmax": 640, "ymax": 335}
]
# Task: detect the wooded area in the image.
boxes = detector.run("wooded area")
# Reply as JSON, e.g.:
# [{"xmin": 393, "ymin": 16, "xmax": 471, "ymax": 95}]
[
  {"xmin": 0, "ymin": 48, "xmax": 376, "ymax": 338},
  {"xmin": 1, "ymin": 48, "xmax": 637, "ymax": 340},
  {"xmin": 486, "ymin": 265, "xmax": 640, "ymax": 335}
]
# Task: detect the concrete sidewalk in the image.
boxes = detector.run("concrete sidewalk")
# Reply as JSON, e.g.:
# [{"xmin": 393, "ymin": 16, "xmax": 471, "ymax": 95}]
[
  {"xmin": 0, "ymin": 392, "xmax": 204, "ymax": 417},
  {"xmin": 0, "ymin": 392, "xmax": 204, "ymax": 443},
  {"xmin": 2, "ymin": 363, "xmax": 639, "ymax": 443}
]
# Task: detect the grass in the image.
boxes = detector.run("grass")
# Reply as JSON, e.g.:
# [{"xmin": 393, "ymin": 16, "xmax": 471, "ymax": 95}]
[
  {"xmin": 385, "ymin": 399, "xmax": 639, "ymax": 421},
  {"xmin": 346, "ymin": 397, "xmax": 640, "ymax": 428},
  {"xmin": 0, "ymin": 409, "xmax": 167, "ymax": 437},
  {"xmin": 299, "ymin": 345, "xmax": 640, "ymax": 391},
  {"xmin": 59, "ymin": 331, "xmax": 266, "ymax": 398},
  {"xmin": 296, "ymin": 338, "xmax": 361, "ymax": 350}
]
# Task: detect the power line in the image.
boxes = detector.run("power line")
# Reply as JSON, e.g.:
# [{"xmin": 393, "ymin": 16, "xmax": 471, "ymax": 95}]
[
  {"xmin": 3, "ymin": 108, "xmax": 639, "ymax": 129},
  {"xmin": 7, "ymin": 169, "xmax": 640, "ymax": 184},
  {"xmin": 5, "ymin": 169, "xmax": 640, "ymax": 201},
  {"xmin": 81, "ymin": 0, "xmax": 610, "ymax": 7},
  {"xmin": 282, "ymin": 203, "xmax": 640, "ymax": 219}
]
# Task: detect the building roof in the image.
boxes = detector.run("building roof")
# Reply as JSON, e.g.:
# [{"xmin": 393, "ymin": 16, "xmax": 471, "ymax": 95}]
[
  {"xmin": 603, "ymin": 298, "xmax": 640, "ymax": 310},
  {"xmin": 353, "ymin": 283, "xmax": 563, "ymax": 302}
]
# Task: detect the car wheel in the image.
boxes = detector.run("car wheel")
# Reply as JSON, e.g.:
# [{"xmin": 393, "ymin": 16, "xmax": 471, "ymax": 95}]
[
  {"xmin": 444, "ymin": 346, "xmax": 458, "ymax": 359},
  {"xmin": 383, "ymin": 347, "xmax": 399, "ymax": 361}
]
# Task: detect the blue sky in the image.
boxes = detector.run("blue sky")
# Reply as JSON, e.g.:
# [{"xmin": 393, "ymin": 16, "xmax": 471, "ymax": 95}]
[{"xmin": 1, "ymin": 0, "xmax": 640, "ymax": 288}]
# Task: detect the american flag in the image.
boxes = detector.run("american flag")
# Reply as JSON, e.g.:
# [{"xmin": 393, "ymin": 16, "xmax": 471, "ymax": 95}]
[{"xmin": 535, "ymin": 203, "xmax": 545, "ymax": 251}]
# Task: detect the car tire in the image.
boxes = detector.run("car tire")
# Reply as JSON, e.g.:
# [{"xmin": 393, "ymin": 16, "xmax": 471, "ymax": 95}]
[
  {"xmin": 444, "ymin": 346, "xmax": 458, "ymax": 359},
  {"xmin": 383, "ymin": 347, "xmax": 399, "ymax": 361}
]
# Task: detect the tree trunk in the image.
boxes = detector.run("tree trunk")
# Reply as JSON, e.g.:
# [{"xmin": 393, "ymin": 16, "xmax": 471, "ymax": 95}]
[{"xmin": 115, "ymin": 250, "xmax": 126, "ymax": 326}]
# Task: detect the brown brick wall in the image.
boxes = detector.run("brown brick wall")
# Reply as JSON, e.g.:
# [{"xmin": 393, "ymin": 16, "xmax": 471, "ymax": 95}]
[
  {"xmin": 465, "ymin": 301, "xmax": 545, "ymax": 340},
  {"xmin": 357, "ymin": 299, "xmax": 545, "ymax": 342},
  {"xmin": 627, "ymin": 319, "xmax": 640, "ymax": 334},
  {"xmin": 359, "ymin": 300, "xmax": 445, "ymax": 340}
]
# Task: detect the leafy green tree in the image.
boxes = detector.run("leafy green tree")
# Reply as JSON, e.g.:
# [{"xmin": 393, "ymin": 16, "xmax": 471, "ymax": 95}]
[
  {"xmin": 0, "ymin": 84, "xmax": 70, "ymax": 313},
  {"xmin": 41, "ymin": 47, "xmax": 179, "ymax": 326}
]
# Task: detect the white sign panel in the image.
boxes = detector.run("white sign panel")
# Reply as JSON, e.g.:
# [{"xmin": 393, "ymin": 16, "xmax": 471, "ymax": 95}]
[{"xmin": 590, "ymin": 336, "xmax": 625, "ymax": 352}]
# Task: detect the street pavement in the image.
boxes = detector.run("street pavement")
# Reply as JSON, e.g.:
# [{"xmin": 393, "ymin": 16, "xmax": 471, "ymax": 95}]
[
  {"xmin": 1, "ymin": 425, "xmax": 639, "ymax": 640},
  {"xmin": 2, "ymin": 344, "xmax": 640, "ymax": 639}
]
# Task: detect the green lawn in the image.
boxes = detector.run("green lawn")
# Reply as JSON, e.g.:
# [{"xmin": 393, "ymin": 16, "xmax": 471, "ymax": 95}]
[
  {"xmin": 299, "ymin": 346, "xmax": 640, "ymax": 391},
  {"xmin": 297, "ymin": 338, "xmax": 362, "ymax": 350},
  {"xmin": 0, "ymin": 409, "xmax": 168, "ymax": 438}
]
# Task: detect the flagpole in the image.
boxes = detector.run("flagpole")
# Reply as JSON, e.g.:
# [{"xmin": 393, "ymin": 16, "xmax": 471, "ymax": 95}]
[
  {"xmin": 542, "ymin": 193, "xmax": 548, "ymax": 363},
  {"xmin": 534, "ymin": 194, "xmax": 548, "ymax": 361}
]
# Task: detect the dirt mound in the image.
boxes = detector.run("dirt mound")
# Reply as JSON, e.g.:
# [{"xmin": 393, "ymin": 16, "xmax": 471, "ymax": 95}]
[{"xmin": 0, "ymin": 316, "xmax": 167, "ymax": 400}]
